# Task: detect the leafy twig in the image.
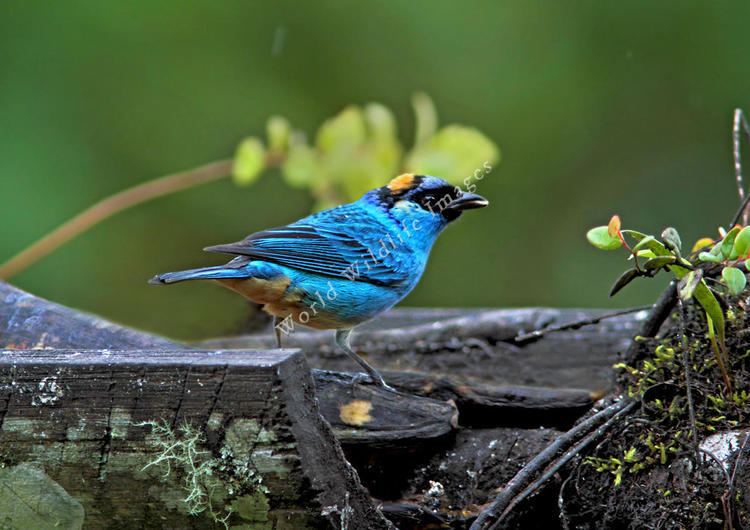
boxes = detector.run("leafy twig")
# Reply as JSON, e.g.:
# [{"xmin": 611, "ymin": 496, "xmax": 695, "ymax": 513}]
[
  {"xmin": 513, "ymin": 305, "xmax": 650, "ymax": 344},
  {"xmin": 0, "ymin": 159, "xmax": 233, "ymax": 280},
  {"xmin": 733, "ymin": 108, "xmax": 750, "ymax": 226}
]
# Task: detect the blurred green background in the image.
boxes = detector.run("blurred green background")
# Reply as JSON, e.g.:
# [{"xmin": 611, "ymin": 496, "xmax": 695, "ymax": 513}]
[{"xmin": 1, "ymin": 1, "xmax": 748, "ymax": 340}]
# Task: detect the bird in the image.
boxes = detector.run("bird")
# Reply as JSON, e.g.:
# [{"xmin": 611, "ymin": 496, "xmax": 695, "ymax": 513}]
[{"xmin": 149, "ymin": 173, "xmax": 488, "ymax": 390}]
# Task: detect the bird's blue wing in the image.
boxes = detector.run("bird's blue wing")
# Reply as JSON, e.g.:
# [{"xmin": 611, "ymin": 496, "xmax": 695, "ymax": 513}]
[{"xmin": 204, "ymin": 204, "xmax": 408, "ymax": 287}]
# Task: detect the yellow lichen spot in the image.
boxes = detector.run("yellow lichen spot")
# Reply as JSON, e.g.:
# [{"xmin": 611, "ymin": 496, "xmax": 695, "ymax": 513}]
[
  {"xmin": 339, "ymin": 400, "xmax": 373, "ymax": 426},
  {"xmin": 387, "ymin": 173, "xmax": 415, "ymax": 193}
]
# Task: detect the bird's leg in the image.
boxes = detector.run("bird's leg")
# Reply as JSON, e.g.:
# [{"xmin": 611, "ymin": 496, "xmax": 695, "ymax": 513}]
[
  {"xmin": 273, "ymin": 316, "xmax": 283, "ymax": 349},
  {"xmin": 335, "ymin": 328, "xmax": 396, "ymax": 392}
]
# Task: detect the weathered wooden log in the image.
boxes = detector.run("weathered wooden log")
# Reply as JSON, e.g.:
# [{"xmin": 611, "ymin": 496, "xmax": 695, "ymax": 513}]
[
  {"xmin": 0, "ymin": 281, "xmax": 586, "ymax": 442},
  {"xmin": 314, "ymin": 370, "xmax": 457, "ymax": 447},
  {"xmin": 200, "ymin": 307, "xmax": 647, "ymax": 390},
  {"xmin": 0, "ymin": 281, "xmax": 180, "ymax": 350},
  {"xmin": 326, "ymin": 369, "xmax": 598, "ymax": 429},
  {"xmin": 0, "ymin": 280, "xmax": 639, "ymax": 528},
  {"xmin": 0, "ymin": 348, "xmax": 394, "ymax": 529}
]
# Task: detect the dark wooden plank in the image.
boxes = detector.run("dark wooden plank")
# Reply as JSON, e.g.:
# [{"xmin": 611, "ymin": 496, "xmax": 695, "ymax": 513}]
[
  {"xmin": 0, "ymin": 281, "xmax": 180, "ymax": 350},
  {"xmin": 201, "ymin": 307, "xmax": 647, "ymax": 390},
  {"xmin": 0, "ymin": 349, "xmax": 394, "ymax": 529}
]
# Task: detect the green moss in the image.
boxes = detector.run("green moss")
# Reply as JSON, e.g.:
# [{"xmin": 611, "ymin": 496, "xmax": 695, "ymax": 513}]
[
  {"xmin": 0, "ymin": 464, "xmax": 84, "ymax": 530},
  {"xmin": 231, "ymin": 491, "xmax": 270, "ymax": 522},
  {"xmin": 207, "ymin": 412, "xmax": 224, "ymax": 432},
  {"xmin": 578, "ymin": 299, "xmax": 750, "ymax": 526},
  {"xmin": 110, "ymin": 408, "xmax": 133, "ymax": 439}
]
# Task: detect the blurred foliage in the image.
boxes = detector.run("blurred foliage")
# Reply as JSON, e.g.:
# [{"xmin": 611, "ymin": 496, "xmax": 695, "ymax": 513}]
[
  {"xmin": 232, "ymin": 93, "xmax": 499, "ymax": 211},
  {"xmin": 3, "ymin": 2, "xmax": 750, "ymax": 340}
]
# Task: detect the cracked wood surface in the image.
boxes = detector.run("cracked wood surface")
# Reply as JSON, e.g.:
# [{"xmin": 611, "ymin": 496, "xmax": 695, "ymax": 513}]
[
  {"xmin": 202, "ymin": 306, "xmax": 647, "ymax": 391},
  {"xmin": 0, "ymin": 349, "xmax": 393, "ymax": 529}
]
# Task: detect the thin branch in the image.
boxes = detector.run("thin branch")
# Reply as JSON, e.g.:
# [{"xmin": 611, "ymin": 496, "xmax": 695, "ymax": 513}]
[
  {"xmin": 728, "ymin": 431, "xmax": 750, "ymax": 529},
  {"xmin": 733, "ymin": 109, "xmax": 750, "ymax": 226},
  {"xmin": 0, "ymin": 159, "xmax": 233, "ymax": 280},
  {"xmin": 730, "ymin": 193, "xmax": 750, "ymax": 230},
  {"xmin": 625, "ymin": 280, "xmax": 678, "ymax": 364},
  {"xmin": 513, "ymin": 305, "xmax": 650, "ymax": 344},
  {"xmin": 678, "ymin": 298, "xmax": 700, "ymax": 463},
  {"xmin": 700, "ymin": 448, "xmax": 734, "ymax": 529},
  {"xmin": 490, "ymin": 400, "xmax": 637, "ymax": 528},
  {"xmin": 470, "ymin": 398, "xmax": 636, "ymax": 530}
]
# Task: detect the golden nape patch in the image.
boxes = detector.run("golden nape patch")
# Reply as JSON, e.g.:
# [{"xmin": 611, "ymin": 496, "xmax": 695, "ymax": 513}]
[
  {"xmin": 387, "ymin": 173, "xmax": 416, "ymax": 193},
  {"xmin": 339, "ymin": 399, "xmax": 373, "ymax": 426}
]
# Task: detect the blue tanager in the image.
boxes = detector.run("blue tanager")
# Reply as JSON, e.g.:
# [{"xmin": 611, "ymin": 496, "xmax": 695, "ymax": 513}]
[{"xmin": 150, "ymin": 174, "xmax": 488, "ymax": 390}]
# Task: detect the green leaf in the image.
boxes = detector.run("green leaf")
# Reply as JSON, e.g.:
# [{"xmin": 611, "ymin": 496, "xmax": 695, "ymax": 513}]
[
  {"xmin": 733, "ymin": 226, "xmax": 750, "ymax": 259},
  {"xmin": 698, "ymin": 251, "xmax": 723, "ymax": 263},
  {"xmin": 678, "ymin": 269, "xmax": 702, "ymax": 301},
  {"xmin": 620, "ymin": 229, "xmax": 647, "ymax": 241},
  {"xmin": 411, "ymin": 92, "xmax": 438, "ymax": 146},
  {"xmin": 232, "ymin": 137, "xmax": 266, "ymax": 186},
  {"xmin": 722, "ymin": 267, "xmax": 747, "ymax": 296},
  {"xmin": 669, "ymin": 267, "xmax": 726, "ymax": 362},
  {"xmin": 281, "ymin": 143, "xmax": 320, "ymax": 189},
  {"xmin": 693, "ymin": 280, "xmax": 726, "ymax": 358},
  {"xmin": 691, "ymin": 237, "xmax": 715, "ymax": 253},
  {"xmin": 587, "ymin": 226, "xmax": 622, "ymax": 250},
  {"xmin": 610, "ymin": 269, "xmax": 639, "ymax": 297},
  {"xmin": 721, "ymin": 226, "xmax": 742, "ymax": 259},
  {"xmin": 404, "ymin": 124, "xmax": 500, "ymax": 184},
  {"xmin": 632, "ymin": 235, "xmax": 655, "ymax": 252},
  {"xmin": 315, "ymin": 106, "xmax": 367, "ymax": 153},
  {"xmin": 266, "ymin": 116, "xmax": 291, "ymax": 153},
  {"xmin": 661, "ymin": 227, "xmax": 682, "ymax": 253},
  {"xmin": 303, "ymin": 102, "xmax": 406, "ymax": 202},
  {"xmin": 632, "ymin": 236, "xmax": 669, "ymax": 256},
  {"xmin": 644, "ymin": 256, "xmax": 676, "ymax": 270},
  {"xmin": 364, "ymin": 102, "xmax": 398, "ymax": 141}
]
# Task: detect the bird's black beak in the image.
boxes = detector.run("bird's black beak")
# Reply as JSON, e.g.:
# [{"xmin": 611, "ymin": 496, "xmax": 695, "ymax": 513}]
[{"xmin": 445, "ymin": 192, "xmax": 489, "ymax": 212}]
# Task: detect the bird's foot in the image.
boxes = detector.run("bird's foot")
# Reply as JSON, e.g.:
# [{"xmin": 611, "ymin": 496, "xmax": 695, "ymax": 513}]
[
  {"xmin": 378, "ymin": 381, "xmax": 398, "ymax": 393},
  {"xmin": 349, "ymin": 372, "xmax": 398, "ymax": 393},
  {"xmin": 349, "ymin": 372, "xmax": 371, "ymax": 386}
]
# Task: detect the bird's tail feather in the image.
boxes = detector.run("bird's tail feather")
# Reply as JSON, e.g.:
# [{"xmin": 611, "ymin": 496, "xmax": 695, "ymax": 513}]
[{"xmin": 149, "ymin": 265, "xmax": 248, "ymax": 285}]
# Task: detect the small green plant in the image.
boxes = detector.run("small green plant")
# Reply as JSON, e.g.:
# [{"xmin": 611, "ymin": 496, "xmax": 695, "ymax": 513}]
[
  {"xmin": 584, "ymin": 445, "xmax": 645, "ymax": 487},
  {"xmin": 587, "ymin": 215, "xmax": 750, "ymax": 392}
]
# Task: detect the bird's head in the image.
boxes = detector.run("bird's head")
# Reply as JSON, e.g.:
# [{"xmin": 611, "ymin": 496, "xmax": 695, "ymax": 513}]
[{"xmin": 365, "ymin": 173, "xmax": 489, "ymax": 231}]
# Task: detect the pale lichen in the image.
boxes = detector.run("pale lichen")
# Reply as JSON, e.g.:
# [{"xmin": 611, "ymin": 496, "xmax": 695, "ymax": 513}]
[{"xmin": 139, "ymin": 419, "xmax": 270, "ymax": 528}]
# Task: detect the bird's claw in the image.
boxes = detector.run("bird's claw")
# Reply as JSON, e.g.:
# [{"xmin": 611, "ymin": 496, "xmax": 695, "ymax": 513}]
[
  {"xmin": 349, "ymin": 372, "xmax": 372, "ymax": 386},
  {"xmin": 349, "ymin": 373, "xmax": 398, "ymax": 393}
]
